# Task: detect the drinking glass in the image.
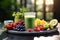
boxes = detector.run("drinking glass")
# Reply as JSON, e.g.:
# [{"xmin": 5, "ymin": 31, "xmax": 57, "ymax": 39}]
[{"xmin": 24, "ymin": 12, "xmax": 35, "ymax": 29}]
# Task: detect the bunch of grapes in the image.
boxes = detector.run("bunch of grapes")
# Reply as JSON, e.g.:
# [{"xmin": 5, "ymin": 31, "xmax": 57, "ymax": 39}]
[
  {"xmin": 17, "ymin": 19, "xmax": 25, "ymax": 26},
  {"xmin": 13, "ymin": 19, "xmax": 25, "ymax": 31}
]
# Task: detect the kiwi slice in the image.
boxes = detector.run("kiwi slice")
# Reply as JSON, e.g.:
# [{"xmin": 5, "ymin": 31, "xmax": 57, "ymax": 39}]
[{"xmin": 49, "ymin": 19, "xmax": 58, "ymax": 29}]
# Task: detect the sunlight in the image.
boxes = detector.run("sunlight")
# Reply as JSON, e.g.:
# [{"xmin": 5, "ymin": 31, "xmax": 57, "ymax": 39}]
[
  {"xmin": 31, "ymin": 0, "xmax": 43, "ymax": 5},
  {"xmin": 31, "ymin": 0, "xmax": 35, "ymax": 4},
  {"xmin": 36, "ymin": 0, "xmax": 43, "ymax": 5},
  {"xmin": 45, "ymin": 0, "xmax": 54, "ymax": 5}
]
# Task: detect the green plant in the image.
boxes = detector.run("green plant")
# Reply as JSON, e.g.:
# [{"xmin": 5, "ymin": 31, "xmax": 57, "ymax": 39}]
[
  {"xmin": 12, "ymin": 12, "xmax": 23, "ymax": 22},
  {"xmin": 19, "ymin": 7, "xmax": 29, "ymax": 13},
  {"xmin": 12, "ymin": 7, "xmax": 29, "ymax": 22}
]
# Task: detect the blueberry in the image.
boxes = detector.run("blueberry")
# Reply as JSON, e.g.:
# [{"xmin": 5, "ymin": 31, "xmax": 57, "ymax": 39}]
[
  {"xmin": 14, "ymin": 24, "xmax": 26, "ymax": 31},
  {"xmin": 20, "ymin": 29, "xmax": 25, "ymax": 31},
  {"xmin": 17, "ymin": 29, "xmax": 20, "ymax": 31},
  {"xmin": 20, "ymin": 29, "xmax": 23, "ymax": 31},
  {"xmin": 19, "ymin": 25, "xmax": 24, "ymax": 28},
  {"xmin": 13, "ymin": 28, "xmax": 18, "ymax": 31},
  {"xmin": 16, "ymin": 26, "xmax": 20, "ymax": 29},
  {"xmin": 13, "ymin": 27, "xmax": 20, "ymax": 31}
]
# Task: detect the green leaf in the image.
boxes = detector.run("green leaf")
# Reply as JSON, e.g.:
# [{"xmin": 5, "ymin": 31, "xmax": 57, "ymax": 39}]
[{"xmin": 12, "ymin": 12, "xmax": 16, "ymax": 16}]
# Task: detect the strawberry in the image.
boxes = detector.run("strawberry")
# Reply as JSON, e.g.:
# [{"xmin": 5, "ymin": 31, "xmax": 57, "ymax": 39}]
[
  {"xmin": 40, "ymin": 25, "xmax": 44, "ymax": 30},
  {"xmin": 37, "ymin": 27, "xmax": 40, "ymax": 31},
  {"xmin": 5, "ymin": 24, "xmax": 12, "ymax": 30},
  {"xmin": 34, "ymin": 27, "xmax": 37, "ymax": 31},
  {"xmin": 34, "ymin": 26, "xmax": 38, "ymax": 31},
  {"xmin": 12, "ymin": 22, "xmax": 17, "ymax": 28},
  {"xmin": 40, "ymin": 26, "xmax": 43, "ymax": 30},
  {"xmin": 34, "ymin": 27, "xmax": 40, "ymax": 31},
  {"xmin": 27, "ymin": 28, "xmax": 32, "ymax": 32}
]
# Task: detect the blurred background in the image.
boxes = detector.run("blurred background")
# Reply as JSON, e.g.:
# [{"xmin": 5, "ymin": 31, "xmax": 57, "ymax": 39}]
[{"xmin": 0, "ymin": 0, "xmax": 60, "ymax": 22}]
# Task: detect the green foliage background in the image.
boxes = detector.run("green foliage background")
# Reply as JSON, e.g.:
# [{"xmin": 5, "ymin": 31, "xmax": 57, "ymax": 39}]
[{"xmin": 0, "ymin": 0, "xmax": 15, "ymax": 22}]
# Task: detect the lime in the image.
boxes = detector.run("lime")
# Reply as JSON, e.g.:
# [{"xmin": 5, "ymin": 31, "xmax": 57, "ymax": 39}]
[{"xmin": 44, "ymin": 23, "xmax": 49, "ymax": 30}]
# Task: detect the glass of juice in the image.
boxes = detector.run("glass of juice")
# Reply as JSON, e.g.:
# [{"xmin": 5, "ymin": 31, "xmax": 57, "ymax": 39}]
[{"xmin": 24, "ymin": 12, "xmax": 35, "ymax": 29}]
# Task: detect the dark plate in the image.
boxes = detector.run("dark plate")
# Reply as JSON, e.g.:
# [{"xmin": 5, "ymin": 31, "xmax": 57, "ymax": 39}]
[{"xmin": 7, "ymin": 28, "xmax": 59, "ymax": 36}]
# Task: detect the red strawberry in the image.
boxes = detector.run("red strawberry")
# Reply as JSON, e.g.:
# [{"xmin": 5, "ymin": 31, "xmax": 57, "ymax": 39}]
[
  {"xmin": 27, "ymin": 28, "xmax": 32, "ymax": 32},
  {"xmin": 34, "ymin": 26, "xmax": 38, "ymax": 31},
  {"xmin": 12, "ymin": 22, "xmax": 17, "ymax": 28},
  {"xmin": 40, "ymin": 26, "xmax": 43, "ymax": 30},
  {"xmin": 34, "ymin": 27, "xmax": 37, "ymax": 31},
  {"xmin": 40, "ymin": 25, "xmax": 43, "ymax": 30},
  {"xmin": 5, "ymin": 24, "xmax": 12, "ymax": 30},
  {"xmin": 37, "ymin": 27, "xmax": 40, "ymax": 31}
]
